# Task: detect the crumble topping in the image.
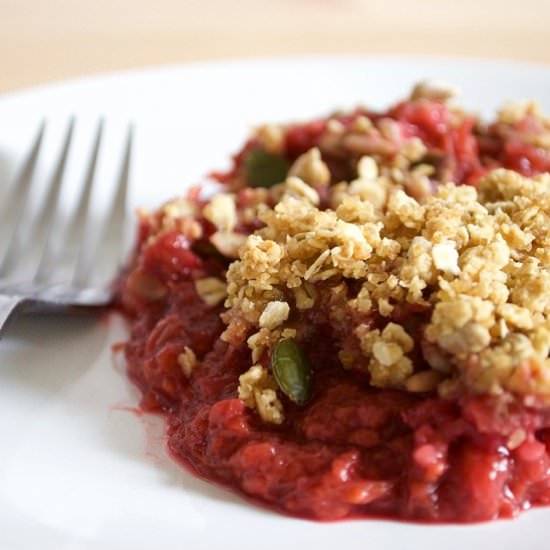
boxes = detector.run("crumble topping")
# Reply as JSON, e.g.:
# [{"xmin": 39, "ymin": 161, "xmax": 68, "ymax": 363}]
[
  {"xmin": 238, "ymin": 365, "xmax": 284, "ymax": 424},
  {"xmin": 356, "ymin": 322, "xmax": 414, "ymax": 388},
  {"xmin": 284, "ymin": 176, "xmax": 321, "ymax": 205},
  {"xmin": 130, "ymin": 89, "xmax": 550, "ymax": 424},
  {"xmin": 498, "ymin": 100, "xmax": 544, "ymax": 125},
  {"xmin": 120, "ymin": 87, "xmax": 550, "ymax": 522},
  {"xmin": 226, "ymin": 166, "xmax": 550, "ymax": 413}
]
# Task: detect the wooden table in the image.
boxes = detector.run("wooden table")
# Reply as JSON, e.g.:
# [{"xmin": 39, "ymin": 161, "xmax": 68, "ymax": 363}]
[{"xmin": 1, "ymin": 0, "xmax": 548, "ymax": 92}]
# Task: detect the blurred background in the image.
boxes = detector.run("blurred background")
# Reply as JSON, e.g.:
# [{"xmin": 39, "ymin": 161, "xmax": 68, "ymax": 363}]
[{"xmin": 0, "ymin": 0, "xmax": 549, "ymax": 92}]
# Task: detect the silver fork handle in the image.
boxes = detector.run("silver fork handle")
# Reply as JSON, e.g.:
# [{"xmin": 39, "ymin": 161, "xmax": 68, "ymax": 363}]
[{"xmin": 0, "ymin": 295, "xmax": 23, "ymax": 336}]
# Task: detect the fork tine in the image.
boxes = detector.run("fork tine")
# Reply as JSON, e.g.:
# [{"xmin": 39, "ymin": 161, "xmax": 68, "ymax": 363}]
[
  {"xmin": 0, "ymin": 122, "xmax": 45, "ymax": 278},
  {"xmin": 73, "ymin": 124, "xmax": 133, "ymax": 290},
  {"xmin": 34, "ymin": 119, "xmax": 102, "ymax": 284},
  {"xmin": 1, "ymin": 120, "xmax": 73, "ymax": 280},
  {"xmin": 68, "ymin": 119, "xmax": 104, "ymax": 245},
  {"xmin": 104, "ymin": 124, "xmax": 133, "ymax": 267},
  {"xmin": 32, "ymin": 119, "xmax": 75, "ymax": 283},
  {"xmin": 0, "ymin": 120, "xmax": 45, "ymax": 217}
]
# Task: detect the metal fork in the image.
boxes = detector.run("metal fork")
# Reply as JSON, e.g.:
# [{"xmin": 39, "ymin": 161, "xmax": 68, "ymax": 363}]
[{"xmin": 0, "ymin": 120, "xmax": 133, "ymax": 336}]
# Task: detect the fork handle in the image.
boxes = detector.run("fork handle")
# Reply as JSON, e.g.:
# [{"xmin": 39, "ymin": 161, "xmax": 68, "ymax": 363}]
[{"xmin": 0, "ymin": 295, "xmax": 22, "ymax": 336}]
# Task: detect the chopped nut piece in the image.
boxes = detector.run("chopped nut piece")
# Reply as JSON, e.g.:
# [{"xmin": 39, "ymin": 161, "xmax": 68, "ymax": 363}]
[
  {"xmin": 497, "ymin": 304, "xmax": 534, "ymax": 330},
  {"xmin": 281, "ymin": 327, "xmax": 297, "ymax": 339},
  {"xmin": 238, "ymin": 365, "xmax": 284, "ymax": 424},
  {"xmin": 210, "ymin": 231, "xmax": 247, "ymax": 258},
  {"xmin": 239, "ymin": 365, "xmax": 270, "ymax": 406},
  {"xmin": 352, "ymin": 115, "xmax": 374, "ymax": 133},
  {"xmin": 422, "ymin": 342, "xmax": 452, "ymax": 373},
  {"xmin": 370, "ymin": 356, "xmax": 413, "ymax": 388},
  {"xmin": 401, "ymin": 138, "xmax": 428, "ymax": 162},
  {"xmin": 377, "ymin": 297, "xmax": 394, "ymax": 317},
  {"xmin": 178, "ymin": 347, "xmax": 197, "ymax": 377},
  {"xmin": 378, "ymin": 118, "xmax": 401, "ymax": 142},
  {"xmin": 203, "ymin": 193, "xmax": 237, "ymax": 232},
  {"xmin": 356, "ymin": 323, "xmax": 415, "ymax": 388},
  {"xmin": 259, "ymin": 301, "xmax": 290, "ymax": 330},
  {"xmin": 343, "ymin": 133, "xmax": 397, "ymax": 156},
  {"xmin": 255, "ymin": 389, "xmax": 284, "ymax": 425},
  {"xmin": 284, "ymin": 176, "xmax": 320, "ymax": 205},
  {"xmin": 247, "ymin": 327, "xmax": 282, "ymax": 362},
  {"xmin": 432, "ymin": 242, "xmax": 460, "ymax": 275},
  {"xmin": 255, "ymin": 124, "xmax": 285, "ymax": 153},
  {"xmin": 348, "ymin": 178, "xmax": 387, "ymax": 209},
  {"xmin": 327, "ymin": 118, "xmax": 345, "ymax": 134},
  {"xmin": 382, "ymin": 323, "xmax": 414, "ymax": 352},
  {"xmin": 498, "ymin": 100, "xmax": 542, "ymax": 125},
  {"xmin": 163, "ymin": 198, "xmax": 196, "ymax": 220},
  {"xmin": 288, "ymin": 147, "xmax": 331, "ymax": 186},
  {"xmin": 437, "ymin": 321, "xmax": 491, "ymax": 355},
  {"xmin": 388, "ymin": 190, "xmax": 424, "ymax": 229},
  {"xmin": 373, "ymin": 341, "xmax": 404, "ymax": 366},
  {"xmin": 195, "ymin": 277, "xmax": 227, "ymax": 306},
  {"xmin": 411, "ymin": 81, "xmax": 459, "ymax": 102},
  {"xmin": 356, "ymin": 156, "xmax": 378, "ymax": 180},
  {"xmin": 179, "ymin": 218, "xmax": 203, "ymax": 240}
]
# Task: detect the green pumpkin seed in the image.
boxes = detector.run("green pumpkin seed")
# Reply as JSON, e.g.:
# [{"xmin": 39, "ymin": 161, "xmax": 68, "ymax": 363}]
[
  {"xmin": 271, "ymin": 339, "xmax": 313, "ymax": 405},
  {"xmin": 244, "ymin": 149, "xmax": 290, "ymax": 188}
]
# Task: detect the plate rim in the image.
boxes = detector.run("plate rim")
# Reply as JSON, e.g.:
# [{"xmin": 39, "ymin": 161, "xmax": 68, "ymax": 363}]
[{"xmin": 3, "ymin": 53, "xmax": 550, "ymax": 102}]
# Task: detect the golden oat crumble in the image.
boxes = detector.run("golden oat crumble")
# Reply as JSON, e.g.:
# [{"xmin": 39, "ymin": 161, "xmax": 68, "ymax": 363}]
[
  {"xmin": 496, "ymin": 100, "xmax": 550, "ymax": 148},
  {"xmin": 498, "ymin": 100, "xmax": 544, "ymax": 125},
  {"xmin": 238, "ymin": 365, "xmax": 284, "ymax": 424},
  {"xmin": 355, "ymin": 323, "xmax": 414, "ymax": 387},
  {"xmin": 136, "ymin": 93, "xmax": 550, "ymax": 424},
  {"xmin": 226, "ymin": 165, "xmax": 550, "ymax": 411}
]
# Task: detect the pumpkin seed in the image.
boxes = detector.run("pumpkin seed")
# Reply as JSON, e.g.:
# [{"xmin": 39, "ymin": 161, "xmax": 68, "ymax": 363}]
[
  {"xmin": 271, "ymin": 339, "xmax": 313, "ymax": 405},
  {"xmin": 244, "ymin": 149, "xmax": 289, "ymax": 188}
]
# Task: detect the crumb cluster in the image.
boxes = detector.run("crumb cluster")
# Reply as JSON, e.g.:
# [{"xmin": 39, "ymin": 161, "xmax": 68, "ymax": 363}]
[
  {"xmin": 136, "ymin": 86, "xmax": 550, "ymax": 422},
  {"xmin": 223, "ymin": 164, "xmax": 549, "ymax": 413}
]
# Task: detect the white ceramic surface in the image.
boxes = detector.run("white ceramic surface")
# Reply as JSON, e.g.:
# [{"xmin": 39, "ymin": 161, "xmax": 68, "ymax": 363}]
[{"xmin": 1, "ymin": 57, "xmax": 550, "ymax": 550}]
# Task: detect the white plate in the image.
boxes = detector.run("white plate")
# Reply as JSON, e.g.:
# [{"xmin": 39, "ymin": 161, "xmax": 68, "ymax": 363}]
[{"xmin": 1, "ymin": 56, "xmax": 550, "ymax": 550}]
